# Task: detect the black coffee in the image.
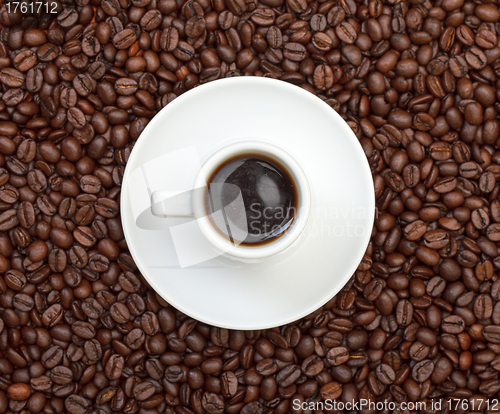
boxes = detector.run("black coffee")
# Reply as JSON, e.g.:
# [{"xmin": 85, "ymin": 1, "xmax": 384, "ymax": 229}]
[{"xmin": 205, "ymin": 154, "xmax": 298, "ymax": 246}]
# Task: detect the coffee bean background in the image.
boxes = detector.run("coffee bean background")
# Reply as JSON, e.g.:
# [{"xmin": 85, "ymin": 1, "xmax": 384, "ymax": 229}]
[{"xmin": 0, "ymin": 0, "xmax": 500, "ymax": 412}]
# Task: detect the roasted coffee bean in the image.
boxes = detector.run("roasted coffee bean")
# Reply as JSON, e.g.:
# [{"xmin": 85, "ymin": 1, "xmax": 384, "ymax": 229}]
[
  {"xmin": 64, "ymin": 395, "xmax": 90, "ymax": 414},
  {"xmin": 41, "ymin": 346, "xmax": 64, "ymax": 369},
  {"xmin": 113, "ymin": 29, "xmax": 137, "ymax": 49},
  {"xmin": 42, "ymin": 304, "xmax": 63, "ymax": 328},
  {"xmin": 326, "ymin": 347, "xmax": 349, "ymax": 366},
  {"xmin": 72, "ymin": 321, "xmax": 96, "ymax": 339},
  {"xmin": 133, "ymin": 382, "xmax": 155, "ymax": 401},
  {"xmin": 115, "ymin": 78, "xmax": 138, "ymax": 96},
  {"xmin": 336, "ymin": 22, "xmax": 357, "ymax": 44},
  {"xmin": 442, "ymin": 315, "xmax": 465, "ymax": 334},
  {"xmin": 13, "ymin": 50, "xmax": 37, "ymax": 72},
  {"xmin": 73, "ymin": 75, "xmax": 93, "ymax": 97},
  {"xmin": 276, "ymin": 364, "xmax": 301, "ymax": 387},
  {"xmin": 7, "ymin": 383, "xmax": 31, "ymax": 401},
  {"xmin": 13, "ymin": 293, "xmax": 34, "ymax": 312},
  {"xmin": 110, "ymin": 302, "xmax": 130, "ymax": 324},
  {"xmin": 302, "ymin": 355, "xmax": 324, "ymax": 376},
  {"xmin": 375, "ymin": 363, "xmax": 395, "ymax": 384},
  {"xmin": 31, "ymin": 376, "xmax": 52, "ymax": 392},
  {"xmin": 320, "ymin": 382, "xmax": 342, "ymax": 399},
  {"xmin": 0, "ymin": 68, "xmax": 24, "ymax": 87},
  {"xmin": 51, "ymin": 366, "xmax": 73, "ymax": 385},
  {"xmin": 0, "ymin": 209, "xmax": 19, "ymax": 231},
  {"xmin": 483, "ymin": 326, "xmax": 500, "ymax": 343},
  {"xmin": 221, "ymin": 371, "xmax": 238, "ymax": 397},
  {"xmin": 174, "ymin": 41, "xmax": 195, "ymax": 61},
  {"xmin": 160, "ymin": 27, "xmax": 180, "ymax": 52},
  {"xmin": 283, "ymin": 43, "xmax": 307, "ymax": 61},
  {"xmin": 104, "ymin": 354, "xmax": 124, "ymax": 380},
  {"xmin": 5, "ymin": 269, "xmax": 26, "ymax": 291}
]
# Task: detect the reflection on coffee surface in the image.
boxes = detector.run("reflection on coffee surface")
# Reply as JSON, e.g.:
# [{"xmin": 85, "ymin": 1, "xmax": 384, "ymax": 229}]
[{"xmin": 206, "ymin": 154, "xmax": 298, "ymax": 246}]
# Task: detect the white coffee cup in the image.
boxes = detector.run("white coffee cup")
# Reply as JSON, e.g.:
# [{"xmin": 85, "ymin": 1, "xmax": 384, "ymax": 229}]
[{"xmin": 150, "ymin": 141, "xmax": 310, "ymax": 260}]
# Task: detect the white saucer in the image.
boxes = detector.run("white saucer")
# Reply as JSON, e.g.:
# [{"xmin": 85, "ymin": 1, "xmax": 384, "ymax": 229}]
[{"xmin": 121, "ymin": 77, "xmax": 375, "ymax": 330}]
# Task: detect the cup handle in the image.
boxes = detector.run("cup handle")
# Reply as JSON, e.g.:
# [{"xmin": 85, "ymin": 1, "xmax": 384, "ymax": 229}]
[{"xmin": 151, "ymin": 190, "xmax": 194, "ymax": 217}]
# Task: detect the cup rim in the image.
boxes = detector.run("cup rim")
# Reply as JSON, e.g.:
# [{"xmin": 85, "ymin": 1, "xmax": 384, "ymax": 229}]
[{"xmin": 192, "ymin": 141, "xmax": 311, "ymax": 259}]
